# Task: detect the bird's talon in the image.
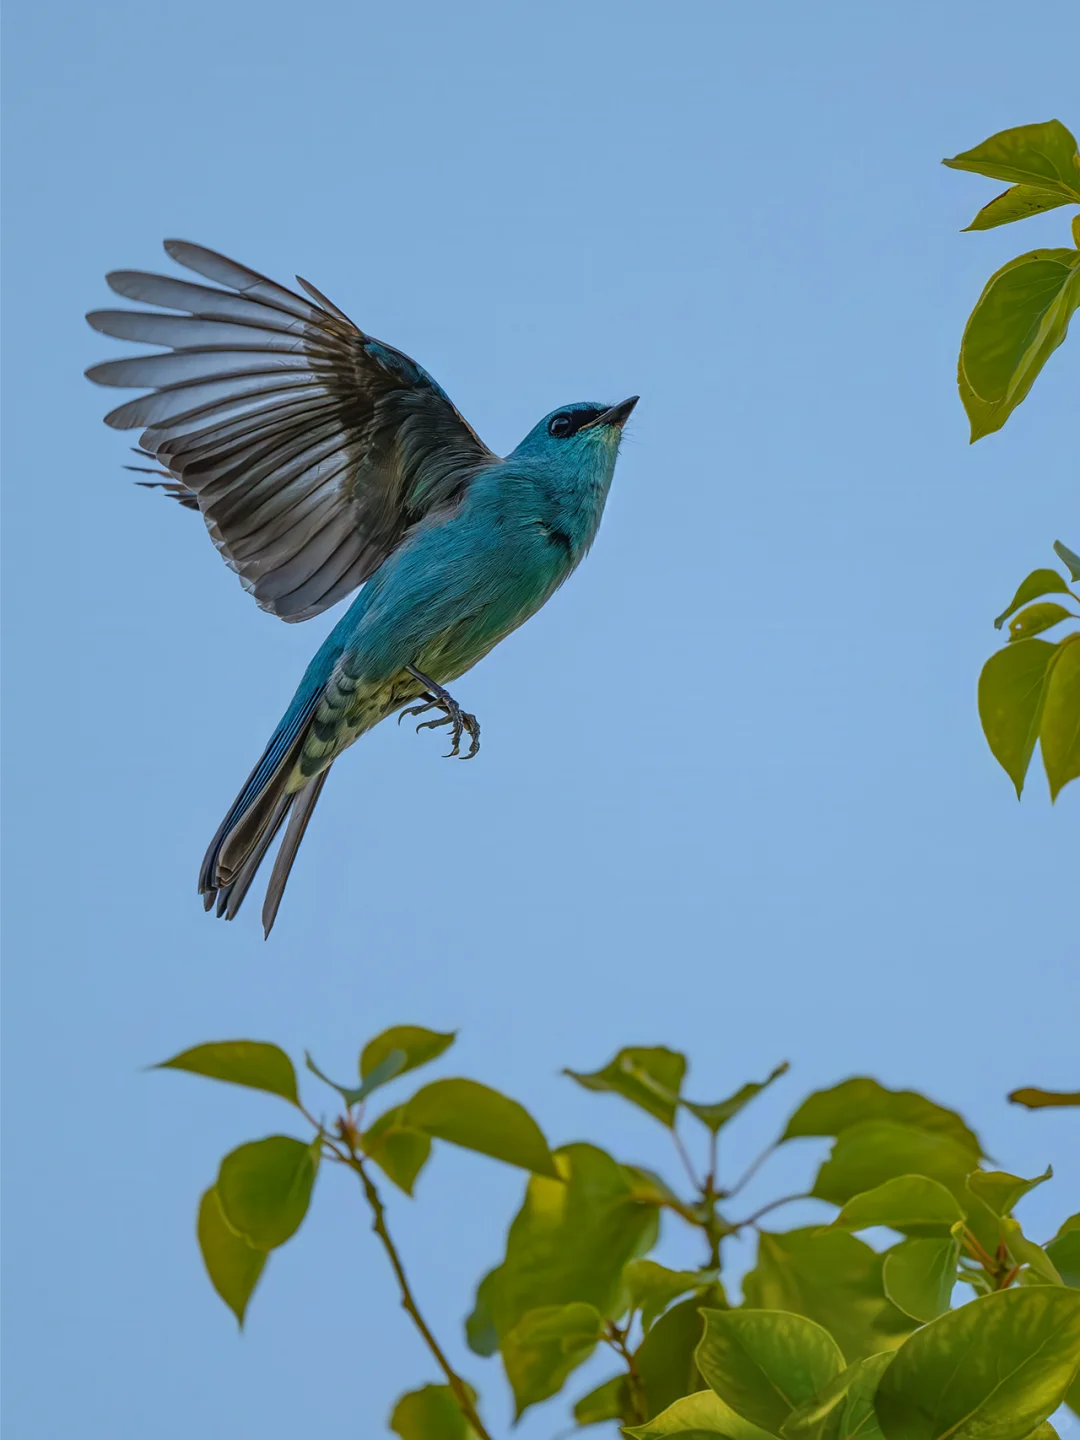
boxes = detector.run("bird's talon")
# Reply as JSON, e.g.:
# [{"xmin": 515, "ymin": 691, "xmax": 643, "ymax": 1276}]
[{"xmin": 404, "ymin": 666, "xmax": 482, "ymax": 760}]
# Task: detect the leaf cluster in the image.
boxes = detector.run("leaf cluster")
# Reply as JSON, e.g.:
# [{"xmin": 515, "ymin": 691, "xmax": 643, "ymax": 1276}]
[
  {"xmin": 978, "ymin": 542, "xmax": 1080, "ymax": 799},
  {"xmin": 944, "ymin": 120, "xmax": 1080, "ymax": 440},
  {"xmin": 155, "ymin": 1036, "xmax": 1080, "ymax": 1438}
]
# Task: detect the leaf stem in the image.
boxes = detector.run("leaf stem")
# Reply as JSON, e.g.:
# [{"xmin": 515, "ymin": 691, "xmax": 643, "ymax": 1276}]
[
  {"xmin": 604, "ymin": 1321, "xmax": 646, "ymax": 1425},
  {"xmin": 671, "ymin": 1127, "xmax": 702, "ymax": 1192},
  {"xmin": 339, "ymin": 1136, "xmax": 491, "ymax": 1440},
  {"xmin": 724, "ymin": 1138, "xmax": 778, "ymax": 1200}
]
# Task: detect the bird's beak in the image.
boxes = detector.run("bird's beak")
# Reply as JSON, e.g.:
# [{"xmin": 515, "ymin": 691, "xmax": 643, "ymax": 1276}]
[{"xmin": 585, "ymin": 395, "xmax": 639, "ymax": 430}]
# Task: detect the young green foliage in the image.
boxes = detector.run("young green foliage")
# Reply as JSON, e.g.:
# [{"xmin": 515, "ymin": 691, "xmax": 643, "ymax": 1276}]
[
  {"xmin": 978, "ymin": 546, "xmax": 1080, "ymax": 800},
  {"xmin": 944, "ymin": 121, "xmax": 1080, "ymax": 440}
]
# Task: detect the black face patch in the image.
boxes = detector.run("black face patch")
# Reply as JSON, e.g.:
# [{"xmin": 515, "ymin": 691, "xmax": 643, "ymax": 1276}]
[{"xmin": 548, "ymin": 407, "xmax": 605, "ymax": 439}]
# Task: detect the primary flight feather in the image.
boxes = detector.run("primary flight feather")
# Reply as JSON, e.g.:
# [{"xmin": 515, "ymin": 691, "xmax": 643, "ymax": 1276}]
[{"xmin": 86, "ymin": 241, "xmax": 636, "ymax": 935}]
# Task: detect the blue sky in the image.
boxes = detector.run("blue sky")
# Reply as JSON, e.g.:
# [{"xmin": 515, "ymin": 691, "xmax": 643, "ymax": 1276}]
[{"xmin": 2, "ymin": 1, "xmax": 1078, "ymax": 1435}]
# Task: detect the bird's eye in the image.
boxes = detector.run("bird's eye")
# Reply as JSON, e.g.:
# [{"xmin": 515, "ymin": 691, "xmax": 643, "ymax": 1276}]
[{"xmin": 548, "ymin": 413, "xmax": 574, "ymax": 438}]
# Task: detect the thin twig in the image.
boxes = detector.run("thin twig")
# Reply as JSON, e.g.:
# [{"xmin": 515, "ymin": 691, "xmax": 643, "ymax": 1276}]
[
  {"xmin": 604, "ymin": 1322, "xmax": 646, "ymax": 1424},
  {"xmin": 733, "ymin": 1192, "xmax": 811, "ymax": 1230},
  {"xmin": 671, "ymin": 1128, "xmax": 702, "ymax": 1192},
  {"xmin": 724, "ymin": 1138, "xmax": 779, "ymax": 1200},
  {"xmin": 345, "ymin": 1149, "xmax": 491, "ymax": 1440}
]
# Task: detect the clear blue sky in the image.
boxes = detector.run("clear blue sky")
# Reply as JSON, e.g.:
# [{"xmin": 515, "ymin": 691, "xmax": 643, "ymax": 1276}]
[{"xmin": 2, "ymin": 2, "xmax": 1077, "ymax": 1436}]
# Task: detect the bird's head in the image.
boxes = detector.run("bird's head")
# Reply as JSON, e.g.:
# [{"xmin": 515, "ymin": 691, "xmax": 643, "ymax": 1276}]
[{"xmin": 511, "ymin": 397, "xmax": 639, "ymax": 469}]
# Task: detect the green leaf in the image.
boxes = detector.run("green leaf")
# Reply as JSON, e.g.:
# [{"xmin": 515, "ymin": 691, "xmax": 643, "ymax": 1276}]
[
  {"xmin": 1053, "ymin": 541, "xmax": 1080, "ymax": 582},
  {"xmin": 696, "ymin": 1309, "xmax": 845, "ymax": 1432},
  {"xmin": 943, "ymin": 121, "xmax": 1080, "ymax": 196},
  {"xmin": 216, "ymin": 1136, "xmax": 319, "ymax": 1249},
  {"xmin": 1046, "ymin": 1217, "xmax": 1080, "ymax": 1288},
  {"xmin": 565, "ymin": 1046, "xmax": 687, "ymax": 1127},
  {"xmin": 781, "ymin": 1080, "xmax": 980, "ymax": 1157},
  {"xmin": 1000, "ymin": 1217, "xmax": 1064, "ymax": 1285},
  {"xmin": 977, "ymin": 639, "xmax": 1058, "ymax": 796},
  {"xmin": 625, "ymin": 1389, "xmax": 778, "ymax": 1439},
  {"xmin": 196, "ymin": 1185, "xmax": 267, "ymax": 1327},
  {"xmin": 881, "ymin": 1238, "xmax": 960, "ymax": 1323},
  {"xmin": 966, "ymin": 1167, "xmax": 1052, "ymax": 1217},
  {"xmin": 464, "ymin": 1269, "xmax": 499, "ymax": 1358},
  {"xmin": 636, "ymin": 1289, "xmax": 727, "ymax": 1421},
  {"xmin": 154, "ymin": 1040, "xmax": 298, "ymax": 1105},
  {"xmin": 402, "ymin": 1078, "xmax": 557, "ymax": 1176},
  {"xmin": 994, "ymin": 569, "xmax": 1071, "ymax": 629},
  {"xmin": 361, "ymin": 1025, "xmax": 456, "ymax": 1080},
  {"xmin": 360, "ymin": 1105, "xmax": 431, "ymax": 1195},
  {"xmin": 1008, "ymin": 603, "xmax": 1076, "ymax": 641},
  {"xmin": 573, "ymin": 1373, "xmax": 631, "ymax": 1427},
  {"xmin": 465, "ymin": 1143, "xmax": 658, "ymax": 1356},
  {"xmin": 304, "ymin": 1047, "xmax": 406, "ymax": 1107},
  {"xmin": 959, "ymin": 248, "xmax": 1080, "ymax": 440},
  {"xmin": 501, "ymin": 1302, "xmax": 603, "ymax": 1417},
  {"xmin": 389, "ymin": 1384, "xmax": 478, "ymax": 1440},
  {"xmin": 1008, "ymin": 1087, "xmax": 1080, "ymax": 1109},
  {"xmin": 1041, "ymin": 636, "xmax": 1080, "ymax": 800},
  {"xmin": 742, "ymin": 1229, "xmax": 915, "ymax": 1364},
  {"xmin": 874, "ymin": 1287, "xmax": 1080, "ymax": 1439},
  {"xmin": 811, "ymin": 1123, "xmax": 976, "ymax": 1207},
  {"xmin": 625, "ymin": 1259, "xmax": 717, "ymax": 1332},
  {"xmin": 781, "ymin": 1353, "xmax": 893, "ymax": 1440},
  {"xmin": 963, "ymin": 185, "xmax": 1074, "ymax": 232},
  {"xmin": 684, "ymin": 1063, "xmax": 790, "ymax": 1133},
  {"xmin": 832, "ymin": 1176, "xmax": 965, "ymax": 1237}
]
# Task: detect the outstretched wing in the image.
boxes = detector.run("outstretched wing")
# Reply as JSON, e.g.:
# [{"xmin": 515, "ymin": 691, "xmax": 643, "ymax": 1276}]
[{"xmin": 86, "ymin": 241, "xmax": 496, "ymax": 621}]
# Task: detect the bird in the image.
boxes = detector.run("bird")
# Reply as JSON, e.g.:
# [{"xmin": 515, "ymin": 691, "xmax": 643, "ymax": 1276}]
[{"xmin": 85, "ymin": 241, "xmax": 637, "ymax": 936}]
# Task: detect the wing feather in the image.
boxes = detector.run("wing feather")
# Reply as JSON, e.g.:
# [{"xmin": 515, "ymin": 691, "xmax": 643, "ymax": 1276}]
[{"xmin": 87, "ymin": 240, "xmax": 495, "ymax": 621}]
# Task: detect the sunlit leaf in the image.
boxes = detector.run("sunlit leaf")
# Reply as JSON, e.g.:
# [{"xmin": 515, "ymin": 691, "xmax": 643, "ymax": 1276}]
[
  {"xmin": 1053, "ymin": 540, "xmax": 1080, "ymax": 582},
  {"xmin": 465, "ymin": 1144, "xmax": 658, "ymax": 1359},
  {"xmin": 196, "ymin": 1185, "xmax": 267, "ymax": 1327},
  {"xmin": 1008, "ymin": 1087, "xmax": 1080, "ymax": 1109},
  {"xmin": 565, "ymin": 1046, "xmax": 687, "ymax": 1127},
  {"xmin": 977, "ymin": 639, "xmax": 1058, "ymax": 796},
  {"xmin": 881, "ymin": 1237, "xmax": 960, "ymax": 1323},
  {"xmin": 1007, "ymin": 603, "xmax": 1076, "ymax": 642},
  {"xmin": 360, "ymin": 1105, "xmax": 431, "ymax": 1195},
  {"xmin": 1000, "ymin": 1217, "xmax": 1064, "ymax": 1286},
  {"xmin": 959, "ymin": 248, "xmax": 1080, "ymax": 440},
  {"xmin": 684, "ymin": 1063, "xmax": 790, "ymax": 1133},
  {"xmin": 875, "ymin": 1287, "xmax": 1080, "ymax": 1438},
  {"xmin": 402, "ymin": 1078, "xmax": 557, "ymax": 1176},
  {"xmin": 780, "ymin": 1352, "xmax": 893, "ymax": 1440},
  {"xmin": 501, "ymin": 1302, "xmax": 603, "ymax": 1417},
  {"xmin": 624, "ymin": 1259, "xmax": 717, "ymax": 1332},
  {"xmin": 812, "ymin": 1122, "xmax": 975, "ymax": 1207},
  {"xmin": 963, "ymin": 185, "xmax": 1074, "ymax": 232},
  {"xmin": 832, "ymin": 1176, "xmax": 965, "ymax": 1237},
  {"xmin": 967, "ymin": 1167, "xmax": 1052, "ymax": 1217},
  {"xmin": 361, "ymin": 1025, "xmax": 456, "ymax": 1080},
  {"xmin": 155, "ymin": 1040, "xmax": 298, "ymax": 1105},
  {"xmin": 389, "ymin": 1383, "xmax": 479, "ymax": 1439},
  {"xmin": 994, "ymin": 569, "xmax": 1071, "ymax": 629},
  {"xmin": 1041, "ymin": 637, "xmax": 1080, "ymax": 800},
  {"xmin": 943, "ymin": 121, "xmax": 1080, "ymax": 195},
  {"xmin": 781, "ymin": 1080, "xmax": 980, "ymax": 1157},
  {"xmin": 625, "ymin": 1388, "xmax": 777, "ymax": 1439},
  {"xmin": 1046, "ymin": 1221, "xmax": 1080, "ymax": 1289},
  {"xmin": 742, "ymin": 1229, "xmax": 915, "ymax": 1364},
  {"xmin": 696, "ymin": 1308, "xmax": 845, "ymax": 1432},
  {"xmin": 216, "ymin": 1136, "xmax": 319, "ymax": 1250}
]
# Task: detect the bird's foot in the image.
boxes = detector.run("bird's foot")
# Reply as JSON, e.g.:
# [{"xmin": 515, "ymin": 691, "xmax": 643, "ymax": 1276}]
[{"xmin": 401, "ymin": 667, "xmax": 481, "ymax": 759}]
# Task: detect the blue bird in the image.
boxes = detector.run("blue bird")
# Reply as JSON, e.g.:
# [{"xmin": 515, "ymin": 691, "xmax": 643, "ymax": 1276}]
[{"xmin": 86, "ymin": 242, "xmax": 636, "ymax": 935}]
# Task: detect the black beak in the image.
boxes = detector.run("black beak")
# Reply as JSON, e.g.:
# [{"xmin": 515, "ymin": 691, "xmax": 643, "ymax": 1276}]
[{"xmin": 586, "ymin": 395, "xmax": 639, "ymax": 430}]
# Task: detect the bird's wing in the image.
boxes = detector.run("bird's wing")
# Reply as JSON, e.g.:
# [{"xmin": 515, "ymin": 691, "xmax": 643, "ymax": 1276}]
[{"xmin": 86, "ymin": 241, "xmax": 496, "ymax": 622}]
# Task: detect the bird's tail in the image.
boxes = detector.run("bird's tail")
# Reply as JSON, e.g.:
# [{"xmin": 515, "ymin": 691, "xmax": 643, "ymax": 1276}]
[{"xmin": 199, "ymin": 690, "xmax": 330, "ymax": 936}]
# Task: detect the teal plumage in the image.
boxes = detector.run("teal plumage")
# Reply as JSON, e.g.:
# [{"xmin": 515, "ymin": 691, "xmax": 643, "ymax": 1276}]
[{"xmin": 86, "ymin": 242, "xmax": 636, "ymax": 934}]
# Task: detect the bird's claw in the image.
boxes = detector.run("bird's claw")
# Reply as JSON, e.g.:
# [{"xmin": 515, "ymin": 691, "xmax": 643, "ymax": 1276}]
[{"xmin": 400, "ymin": 676, "xmax": 480, "ymax": 759}]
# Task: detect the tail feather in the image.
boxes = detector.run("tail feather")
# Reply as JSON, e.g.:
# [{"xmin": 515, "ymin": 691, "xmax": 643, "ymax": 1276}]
[
  {"xmin": 214, "ymin": 794, "xmax": 292, "ymax": 920},
  {"xmin": 261, "ymin": 769, "xmax": 330, "ymax": 937}
]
